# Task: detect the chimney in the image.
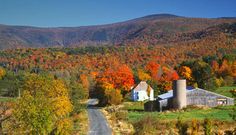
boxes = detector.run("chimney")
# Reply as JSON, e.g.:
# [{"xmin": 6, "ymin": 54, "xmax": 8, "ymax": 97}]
[{"xmin": 172, "ymin": 79, "xmax": 187, "ymax": 109}]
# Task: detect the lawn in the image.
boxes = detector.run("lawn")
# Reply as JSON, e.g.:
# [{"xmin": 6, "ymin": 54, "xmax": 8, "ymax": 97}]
[{"xmin": 123, "ymin": 102, "xmax": 236, "ymax": 123}]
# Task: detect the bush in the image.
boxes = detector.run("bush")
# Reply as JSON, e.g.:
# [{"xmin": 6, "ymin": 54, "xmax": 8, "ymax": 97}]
[
  {"xmin": 223, "ymin": 76, "xmax": 234, "ymax": 86},
  {"xmin": 190, "ymin": 119, "xmax": 200, "ymax": 135},
  {"xmin": 203, "ymin": 118, "xmax": 213, "ymax": 135},
  {"xmin": 183, "ymin": 105, "xmax": 204, "ymax": 112},
  {"xmin": 105, "ymin": 89, "xmax": 123, "ymax": 105},
  {"xmin": 176, "ymin": 117, "xmax": 188, "ymax": 135},
  {"xmin": 224, "ymin": 128, "xmax": 236, "ymax": 135},
  {"xmin": 69, "ymin": 82, "xmax": 88, "ymax": 113},
  {"xmin": 115, "ymin": 111, "xmax": 128, "ymax": 121},
  {"xmin": 133, "ymin": 115, "xmax": 159, "ymax": 135}
]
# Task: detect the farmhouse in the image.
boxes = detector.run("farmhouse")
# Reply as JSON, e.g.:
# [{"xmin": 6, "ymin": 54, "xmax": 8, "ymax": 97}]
[
  {"xmin": 157, "ymin": 79, "xmax": 234, "ymax": 112},
  {"xmin": 131, "ymin": 81, "xmax": 154, "ymax": 101}
]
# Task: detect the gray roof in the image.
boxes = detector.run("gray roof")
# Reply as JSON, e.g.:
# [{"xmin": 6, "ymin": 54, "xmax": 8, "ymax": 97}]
[
  {"xmin": 158, "ymin": 89, "xmax": 195, "ymax": 99},
  {"xmin": 158, "ymin": 88, "xmax": 234, "ymax": 100}
]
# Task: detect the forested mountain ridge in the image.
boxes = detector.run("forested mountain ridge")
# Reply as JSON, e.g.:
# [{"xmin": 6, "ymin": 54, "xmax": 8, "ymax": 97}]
[{"xmin": 0, "ymin": 14, "xmax": 236, "ymax": 49}]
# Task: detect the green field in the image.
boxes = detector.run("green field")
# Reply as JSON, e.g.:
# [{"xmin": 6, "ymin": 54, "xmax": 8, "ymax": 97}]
[
  {"xmin": 127, "ymin": 105, "xmax": 235, "ymax": 122},
  {"xmin": 125, "ymin": 102, "xmax": 236, "ymax": 122}
]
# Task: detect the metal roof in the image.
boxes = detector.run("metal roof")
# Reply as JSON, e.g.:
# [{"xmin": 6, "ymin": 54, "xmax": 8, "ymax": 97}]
[
  {"xmin": 158, "ymin": 90, "xmax": 174, "ymax": 99},
  {"xmin": 158, "ymin": 88, "xmax": 195, "ymax": 99},
  {"xmin": 157, "ymin": 86, "xmax": 234, "ymax": 100}
]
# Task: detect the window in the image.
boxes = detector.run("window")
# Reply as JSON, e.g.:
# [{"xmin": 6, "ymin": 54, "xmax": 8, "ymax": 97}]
[
  {"xmin": 217, "ymin": 98, "xmax": 227, "ymax": 105},
  {"xmin": 136, "ymin": 92, "xmax": 139, "ymax": 99}
]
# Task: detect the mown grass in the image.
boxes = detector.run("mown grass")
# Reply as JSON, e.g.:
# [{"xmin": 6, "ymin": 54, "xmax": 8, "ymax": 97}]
[{"xmin": 124, "ymin": 102, "xmax": 236, "ymax": 123}]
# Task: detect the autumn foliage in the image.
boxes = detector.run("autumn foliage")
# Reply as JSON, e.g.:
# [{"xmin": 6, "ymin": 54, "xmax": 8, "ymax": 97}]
[
  {"xmin": 12, "ymin": 74, "xmax": 73, "ymax": 134},
  {"xmin": 96, "ymin": 64, "xmax": 134, "ymax": 92},
  {"xmin": 0, "ymin": 67, "xmax": 6, "ymax": 80}
]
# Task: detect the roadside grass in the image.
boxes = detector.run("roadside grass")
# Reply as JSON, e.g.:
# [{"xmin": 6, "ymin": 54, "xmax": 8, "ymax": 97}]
[
  {"xmin": 72, "ymin": 110, "xmax": 88, "ymax": 135},
  {"xmin": 0, "ymin": 97, "xmax": 17, "ymax": 102},
  {"xmin": 214, "ymin": 86, "xmax": 236, "ymax": 98},
  {"xmin": 123, "ymin": 101, "xmax": 145, "ymax": 111},
  {"xmin": 72, "ymin": 100, "xmax": 89, "ymax": 135}
]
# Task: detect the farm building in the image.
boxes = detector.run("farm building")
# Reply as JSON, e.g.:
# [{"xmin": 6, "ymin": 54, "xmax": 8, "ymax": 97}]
[
  {"xmin": 131, "ymin": 81, "xmax": 154, "ymax": 101},
  {"xmin": 156, "ymin": 79, "xmax": 234, "ymax": 112}
]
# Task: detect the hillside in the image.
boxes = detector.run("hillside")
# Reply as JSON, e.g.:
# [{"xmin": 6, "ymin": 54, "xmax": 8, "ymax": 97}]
[{"xmin": 0, "ymin": 14, "xmax": 236, "ymax": 49}]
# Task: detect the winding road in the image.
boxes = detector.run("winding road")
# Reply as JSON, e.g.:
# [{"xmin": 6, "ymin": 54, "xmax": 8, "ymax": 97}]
[{"xmin": 87, "ymin": 99, "xmax": 112, "ymax": 135}]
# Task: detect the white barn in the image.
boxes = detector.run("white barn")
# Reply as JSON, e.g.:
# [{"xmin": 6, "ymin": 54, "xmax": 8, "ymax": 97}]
[{"xmin": 131, "ymin": 81, "xmax": 154, "ymax": 101}]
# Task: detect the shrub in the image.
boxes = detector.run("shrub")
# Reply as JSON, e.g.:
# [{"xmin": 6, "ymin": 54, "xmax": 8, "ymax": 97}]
[
  {"xmin": 223, "ymin": 76, "xmax": 234, "ymax": 86},
  {"xmin": 183, "ymin": 105, "xmax": 203, "ymax": 112},
  {"xmin": 224, "ymin": 128, "xmax": 236, "ymax": 135},
  {"xmin": 97, "ymin": 87, "xmax": 123, "ymax": 106},
  {"xmin": 133, "ymin": 115, "xmax": 159, "ymax": 135},
  {"xmin": 105, "ymin": 89, "xmax": 123, "ymax": 105},
  {"xmin": 190, "ymin": 119, "xmax": 200, "ymax": 135},
  {"xmin": 176, "ymin": 117, "xmax": 188, "ymax": 135},
  {"xmin": 115, "ymin": 111, "xmax": 128, "ymax": 121},
  {"xmin": 69, "ymin": 81, "xmax": 88, "ymax": 113},
  {"xmin": 203, "ymin": 118, "xmax": 213, "ymax": 135}
]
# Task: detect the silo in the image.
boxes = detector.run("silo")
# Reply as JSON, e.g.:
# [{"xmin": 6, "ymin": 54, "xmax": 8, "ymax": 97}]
[{"xmin": 173, "ymin": 79, "xmax": 187, "ymax": 109}]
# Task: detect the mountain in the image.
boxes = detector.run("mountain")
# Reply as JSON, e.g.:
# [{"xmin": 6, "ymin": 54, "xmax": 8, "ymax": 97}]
[{"xmin": 0, "ymin": 14, "xmax": 236, "ymax": 49}]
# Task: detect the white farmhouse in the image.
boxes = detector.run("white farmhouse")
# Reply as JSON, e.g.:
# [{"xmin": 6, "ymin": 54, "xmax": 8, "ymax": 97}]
[{"xmin": 131, "ymin": 81, "xmax": 154, "ymax": 101}]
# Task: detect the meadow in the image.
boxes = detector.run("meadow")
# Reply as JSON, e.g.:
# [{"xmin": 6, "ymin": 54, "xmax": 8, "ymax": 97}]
[{"xmin": 124, "ymin": 86, "xmax": 236, "ymax": 123}]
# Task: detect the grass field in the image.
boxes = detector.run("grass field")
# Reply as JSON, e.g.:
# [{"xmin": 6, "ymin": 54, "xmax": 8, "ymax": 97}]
[
  {"xmin": 127, "ymin": 105, "xmax": 235, "ymax": 122},
  {"xmin": 123, "ymin": 89, "xmax": 236, "ymax": 123}
]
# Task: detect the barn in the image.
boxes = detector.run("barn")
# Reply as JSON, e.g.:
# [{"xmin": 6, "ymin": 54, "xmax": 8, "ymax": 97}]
[{"xmin": 157, "ymin": 79, "xmax": 234, "ymax": 112}]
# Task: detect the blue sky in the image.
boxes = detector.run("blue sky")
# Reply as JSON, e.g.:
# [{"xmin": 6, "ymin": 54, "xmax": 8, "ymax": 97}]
[{"xmin": 0, "ymin": 0, "xmax": 235, "ymax": 27}]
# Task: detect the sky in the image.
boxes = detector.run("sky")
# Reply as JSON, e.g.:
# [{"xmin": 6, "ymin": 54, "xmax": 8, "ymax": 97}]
[{"xmin": 0, "ymin": 0, "xmax": 235, "ymax": 27}]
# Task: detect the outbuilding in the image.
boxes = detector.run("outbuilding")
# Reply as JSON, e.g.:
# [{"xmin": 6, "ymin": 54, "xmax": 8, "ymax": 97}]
[
  {"xmin": 157, "ymin": 79, "xmax": 234, "ymax": 112},
  {"xmin": 131, "ymin": 81, "xmax": 154, "ymax": 101}
]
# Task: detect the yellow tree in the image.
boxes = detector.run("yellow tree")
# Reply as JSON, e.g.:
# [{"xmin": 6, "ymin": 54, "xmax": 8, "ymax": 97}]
[
  {"xmin": 0, "ymin": 67, "xmax": 6, "ymax": 80},
  {"xmin": 137, "ymin": 69, "xmax": 151, "ymax": 81},
  {"xmin": 12, "ymin": 74, "xmax": 73, "ymax": 135},
  {"xmin": 177, "ymin": 66, "xmax": 192, "ymax": 80}
]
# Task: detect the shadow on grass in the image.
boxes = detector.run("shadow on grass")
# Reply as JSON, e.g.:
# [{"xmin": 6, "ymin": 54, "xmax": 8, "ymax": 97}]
[{"xmin": 127, "ymin": 109, "xmax": 145, "ymax": 112}]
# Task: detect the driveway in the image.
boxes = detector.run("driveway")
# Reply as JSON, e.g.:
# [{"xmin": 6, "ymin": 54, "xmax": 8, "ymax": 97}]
[{"xmin": 87, "ymin": 99, "xmax": 112, "ymax": 135}]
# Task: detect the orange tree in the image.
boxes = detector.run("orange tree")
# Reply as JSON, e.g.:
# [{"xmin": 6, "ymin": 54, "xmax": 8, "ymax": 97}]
[
  {"xmin": 96, "ymin": 64, "xmax": 134, "ymax": 94},
  {"xmin": 95, "ymin": 64, "xmax": 134, "ymax": 105}
]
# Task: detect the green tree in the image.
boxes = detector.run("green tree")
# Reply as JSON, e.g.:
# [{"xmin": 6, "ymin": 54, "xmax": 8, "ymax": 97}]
[
  {"xmin": 69, "ymin": 80, "xmax": 88, "ymax": 113},
  {"xmin": 192, "ymin": 61, "xmax": 214, "ymax": 89}
]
